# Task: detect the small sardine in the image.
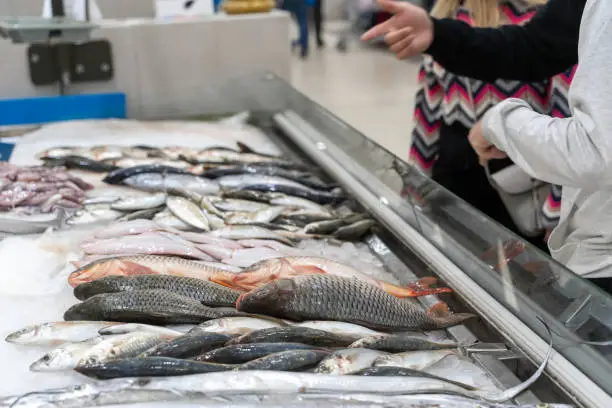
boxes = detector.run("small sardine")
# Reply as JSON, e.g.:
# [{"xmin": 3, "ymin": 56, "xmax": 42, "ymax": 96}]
[
  {"xmin": 190, "ymin": 316, "xmax": 287, "ymax": 336},
  {"xmin": 212, "ymin": 198, "xmax": 271, "ymax": 213},
  {"xmin": 64, "ymin": 290, "xmax": 241, "ymax": 325},
  {"xmin": 74, "ymin": 275, "xmax": 240, "ymax": 307},
  {"xmin": 349, "ymin": 333, "xmax": 458, "ymax": 352},
  {"xmin": 314, "ymin": 348, "xmax": 388, "ymax": 375},
  {"xmin": 166, "ymin": 196, "xmax": 210, "ymax": 231},
  {"xmin": 373, "ymin": 349, "xmax": 458, "ymax": 371},
  {"xmin": 228, "ymin": 327, "xmax": 357, "ymax": 347},
  {"xmin": 195, "ymin": 342, "xmax": 320, "ymax": 364},
  {"xmin": 124, "ymin": 173, "xmax": 219, "ymax": 196},
  {"xmin": 303, "ymin": 219, "xmax": 345, "ymax": 235},
  {"xmin": 154, "ymin": 210, "xmax": 192, "ymax": 231},
  {"xmin": 236, "ymin": 349, "xmax": 330, "ymax": 371},
  {"xmin": 236, "ymin": 275, "xmax": 473, "ymax": 331},
  {"xmin": 5, "ymin": 321, "xmax": 124, "ymax": 346},
  {"xmin": 75, "ymin": 357, "xmax": 234, "ymax": 380},
  {"xmin": 270, "ymin": 195, "xmax": 330, "ymax": 213},
  {"xmin": 111, "ymin": 193, "xmax": 167, "ymax": 211},
  {"xmin": 67, "ymin": 207, "xmax": 122, "ymax": 225},
  {"xmin": 141, "ymin": 332, "xmax": 231, "ymax": 359},
  {"xmin": 226, "ymin": 206, "xmax": 286, "ymax": 225},
  {"xmin": 117, "ymin": 206, "xmax": 164, "ymax": 222}
]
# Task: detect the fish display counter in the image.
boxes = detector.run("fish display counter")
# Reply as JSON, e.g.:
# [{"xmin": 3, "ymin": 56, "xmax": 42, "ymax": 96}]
[{"xmin": 0, "ymin": 73, "xmax": 610, "ymax": 408}]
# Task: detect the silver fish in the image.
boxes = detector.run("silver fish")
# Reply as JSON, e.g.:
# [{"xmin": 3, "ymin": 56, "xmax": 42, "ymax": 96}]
[
  {"xmin": 314, "ymin": 348, "xmax": 388, "ymax": 375},
  {"xmin": 191, "ymin": 316, "xmax": 287, "ymax": 336},
  {"xmin": 293, "ymin": 321, "xmax": 384, "ymax": 339},
  {"xmin": 154, "ymin": 210, "xmax": 192, "ymax": 231},
  {"xmin": 166, "ymin": 196, "xmax": 210, "ymax": 231},
  {"xmin": 111, "ymin": 193, "xmax": 167, "ymax": 211},
  {"xmin": 373, "ymin": 350, "xmax": 458, "ymax": 371},
  {"xmin": 5, "ymin": 321, "xmax": 124, "ymax": 346},
  {"xmin": 67, "ymin": 206, "xmax": 122, "ymax": 225},
  {"xmin": 77, "ymin": 332, "xmax": 172, "ymax": 366},
  {"xmin": 98, "ymin": 323, "xmax": 186, "ymax": 337},
  {"xmin": 270, "ymin": 195, "xmax": 331, "ymax": 213},
  {"xmin": 212, "ymin": 198, "xmax": 271, "ymax": 213},
  {"xmin": 210, "ymin": 226, "xmax": 294, "ymax": 246},
  {"xmin": 29, "ymin": 336, "xmax": 106, "ymax": 372},
  {"xmin": 124, "ymin": 173, "xmax": 219, "ymax": 196},
  {"xmin": 226, "ymin": 206, "xmax": 286, "ymax": 225}
]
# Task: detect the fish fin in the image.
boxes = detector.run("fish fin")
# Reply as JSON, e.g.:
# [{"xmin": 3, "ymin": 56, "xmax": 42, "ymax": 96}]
[
  {"xmin": 430, "ymin": 311, "xmax": 476, "ymax": 328},
  {"xmin": 428, "ymin": 301, "xmax": 452, "ymax": 318},
  {"xmin": 379, "ymin": 282, "xmax": 453, "ymax": 298},
  {"xmin": 210, "ymin": 273, "xmax": 241, "ymax": 290},
  {"xmin": 236, "ymin": 142, "xmax": 256, "ymax": 154}
]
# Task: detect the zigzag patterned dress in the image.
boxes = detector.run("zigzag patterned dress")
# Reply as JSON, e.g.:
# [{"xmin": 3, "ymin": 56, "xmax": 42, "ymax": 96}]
[{"xmin": 409, "ymin": 0, "xmax": 575, "ymax": 239}]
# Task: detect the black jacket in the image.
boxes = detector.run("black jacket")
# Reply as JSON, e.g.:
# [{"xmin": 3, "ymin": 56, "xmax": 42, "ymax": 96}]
[{"xmin": 426, "ymin": 0, "xmax": 585, "ymax": 81}]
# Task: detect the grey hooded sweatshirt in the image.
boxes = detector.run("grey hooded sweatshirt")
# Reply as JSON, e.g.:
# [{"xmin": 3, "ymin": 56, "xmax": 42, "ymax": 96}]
[{"xmin": 481, "ymin": 0, "xmax": 612, "ymax": 278}]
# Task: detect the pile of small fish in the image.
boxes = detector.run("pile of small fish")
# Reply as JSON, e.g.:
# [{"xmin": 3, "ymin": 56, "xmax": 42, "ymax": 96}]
[{"xmin": 0, "ymin": 163, "xmax": 93, "ymax": 214}]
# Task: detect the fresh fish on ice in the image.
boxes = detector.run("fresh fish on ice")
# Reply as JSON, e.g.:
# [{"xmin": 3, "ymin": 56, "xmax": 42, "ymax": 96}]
[
  {"xmin": 293, "ymin": 321, "xmax": 384, "ymax": 338},
  {"xmin": 29, "ymin": 336, "xmax": 106, "ymax": 372},
  {"xmin": 191, "ymin": 316, "xmax": 288, "ymax": 336},
  {"xmin": 76, "ymin": 357, "xmax": 234, "ymax": 380},
  {"xmin": 98, "ymin": 323, "xmax": 186, "ymax": 337},
  {"xmin": 80, "ymin": 235, "xmax": 213, "ymax": 261},
  {"xmin": 373, "ymin": 350, "xmax": 458, "ymax": 371},
  {"xmin": 349, "ymin": 333, "xmax": 458, "ymax": 352},
  {"xmin": 211, "ymin": 198, "xmax": 272, "ymax": 213},
  {"xmin": 212, "ymin": 257, "xmax": 450, "ymax": 297},
  {"xmin": 93, "ymin": 220, "xmax": 170, "ymax": 239},
  {"xmin": 41, "ymin": 155, "xmax": 120, "ymax": 173},
  {"xmin": 154, "ymin": 210, "xmax": 193, "ymax": 230},
  {"xmin": 236, "ymin": 275, "xmax": 474, "ymax": 331},
  {"xmin": 225, "ymin": 206, "xmax": 286, "ymax": 225},
  {"xmin": 67, "ymin": 206, "xmax": 122, "ymax": 225},
  {"xmin": 74, "ymin": 275, "xmax": 240, "ymax": 307},
  {"xmin": 270, "ymin": 195, "xmax": 332, "ymax": 213},
  {"xmin": 68, "ymin": 255, "xmax": 235, "ymax": 287},
  {"xmin": 166, "ymin": 196, "xmax": 210, "ymax": 231},
  {"xmin": 314, "ymin": 348, "xmax": 388, "ymax": 375},
  {"xmin": 209, "ymin": 226, "xmax": 294, "ymax": 246},
  {"xmin": 228, "ymin": 327, "xmax": 357, "ymax": 347},
  {"xmin": 196, "ymin": 342, "xmax": 321, "ymax": 364},
  {"xmin": 124, "ymin": 173, "xmax": 220, "ymax": 196},
  {"xmin": 64, "ymin": 289, "xmax": 242, "ymax": 325},
  {"xmin": 334, "ymin": 219, "xmax": 375, "ymax": 241},
  {"xmin": 237, "ymin": 349, "xmax": 330, "ymax": 371},
  {"xmin": 142, "ymin": 332, "xmax": 232, "ymax": 359},
  {"xmin": 5, "ymin": 321, "xmax": 124, "ymax": 346},
  {"xmin": 111, "ymin": 193, "xmax": 167, "ymax": 211},
  {"xmin": 104, "ymin": 164, "xmax": 191, "ymax": 185},
  {"xmin": 177, "ymin": 231, "xmax": 244, "ymax": 249}
]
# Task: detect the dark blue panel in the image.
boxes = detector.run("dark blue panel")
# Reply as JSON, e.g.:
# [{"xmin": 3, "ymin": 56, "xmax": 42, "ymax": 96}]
[
  {"xmin": 0, "ymin": 143, "xmax": 15, "ymax": 162},
  {"xmin": 0, "ymin": 93, "xmax": 127, "ymax": 126}
]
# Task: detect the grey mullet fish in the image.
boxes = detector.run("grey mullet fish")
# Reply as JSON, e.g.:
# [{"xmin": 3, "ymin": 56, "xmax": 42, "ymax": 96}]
[
  {"xmin": 74, "ymin": 275, "xmax": 240, "ymax": 307},
  {"xmin": 236, "ymin": 275, "xmax": 474, "ymax": 331},
  {"xmin": 64, "ymin": 289, "xmax": 243, "ymax": 325}
]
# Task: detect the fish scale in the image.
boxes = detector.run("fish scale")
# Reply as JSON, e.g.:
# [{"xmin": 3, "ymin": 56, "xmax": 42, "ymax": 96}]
[
  {"xmin": 237, "ymin": 275, "xmax": 474, "ymax": 331},
  {"xmin": 64, "ymin": 289, "xmax": 240, "ymax": 325},
  {"xmin": 73, "ymin": 275, "xmax": 240, "ymax": 307}
]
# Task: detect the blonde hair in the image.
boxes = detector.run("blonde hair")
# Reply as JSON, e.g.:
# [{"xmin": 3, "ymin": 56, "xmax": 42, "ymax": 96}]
[{"xmin": 431, "ymin": 0, "xmax": 547, "ymax": 27}]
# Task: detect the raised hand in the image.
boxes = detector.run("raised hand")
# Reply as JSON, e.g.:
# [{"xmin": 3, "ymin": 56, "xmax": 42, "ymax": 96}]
[{"xmin": 361, "ymin": 0, "xmax": 434, "ymax": 59}]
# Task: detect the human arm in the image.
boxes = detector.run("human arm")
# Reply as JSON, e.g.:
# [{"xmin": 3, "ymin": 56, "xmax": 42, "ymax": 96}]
[
  {"xmin": 363, "ymin": 0, "xmax": 582, "ymax": 82},
  {"xmin": 427, "ymin": 0, "xmax": 582, "ymax": 81},
  {"xmin": 479, "ymin": 0, "xmax": 612, "ymax": 189}
]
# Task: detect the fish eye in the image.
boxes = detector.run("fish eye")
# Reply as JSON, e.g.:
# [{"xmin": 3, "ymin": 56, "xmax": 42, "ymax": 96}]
[{"xmin": 42, "ymin": 355, "xmax": 51, "ymax": 362}]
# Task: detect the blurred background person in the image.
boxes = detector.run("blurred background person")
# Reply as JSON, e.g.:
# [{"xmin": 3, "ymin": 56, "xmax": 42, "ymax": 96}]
[
  {"xmin": 407, "ymin": 0, "xmax": 574, "ymax": 250},
  {"xmin": 312, "ymin": 0, "xmax": 325, "ymax": 48},
  {"xmin": 280, "ymin": 0, "xmax": 310, "ymax": 58}
]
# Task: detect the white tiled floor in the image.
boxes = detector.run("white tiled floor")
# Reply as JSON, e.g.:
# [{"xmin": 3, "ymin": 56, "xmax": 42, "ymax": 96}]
[{"xmin": 289, "ymin": 26, "xmax": 421, "ymax": 159}]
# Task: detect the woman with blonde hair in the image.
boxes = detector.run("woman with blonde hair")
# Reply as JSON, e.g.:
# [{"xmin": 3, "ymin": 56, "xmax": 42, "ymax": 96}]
[{"xmin": 409, "ymin": 0, "xmax": 575, "ymax": 249}]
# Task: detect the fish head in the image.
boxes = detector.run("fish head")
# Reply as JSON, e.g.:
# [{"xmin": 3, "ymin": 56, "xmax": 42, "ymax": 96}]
[
  {"xmin": 5, "ymin": 323, "xmax": 51, "ymax": 344},
  {"xmin": 68, "ymin": 258, "xmax": 134, "ymax": 288},
  {"xmin": 30, "ymin": 347, "xmax": 75, "ymax": 371},
  {"xmin": 217, "ymin": 258, "xmax": 292, "ymax": 292},
  {"xmin": 236, "ymin": 278, "xmax": 296, "ymax": 315}
]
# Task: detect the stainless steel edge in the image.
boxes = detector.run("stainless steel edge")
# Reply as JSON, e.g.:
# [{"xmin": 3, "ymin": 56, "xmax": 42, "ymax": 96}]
[{"xmin": 273, "ymin": 111, "xmax": 612, "ymax": 408}]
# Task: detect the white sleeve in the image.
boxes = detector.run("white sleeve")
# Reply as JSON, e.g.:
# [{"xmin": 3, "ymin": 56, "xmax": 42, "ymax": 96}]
[{"xmin": 480, "ymin": 0, "xmax": 612, "ymax": 189}]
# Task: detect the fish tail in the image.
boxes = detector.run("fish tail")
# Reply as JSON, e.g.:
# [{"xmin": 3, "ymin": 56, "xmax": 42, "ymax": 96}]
[
  {"xmin": 380, "ymin": 281, "xmax": 453, "ymax": 298},
  {"xmin": 431, "ymin": 313, "xmax": 476, "ymax": 328}
]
